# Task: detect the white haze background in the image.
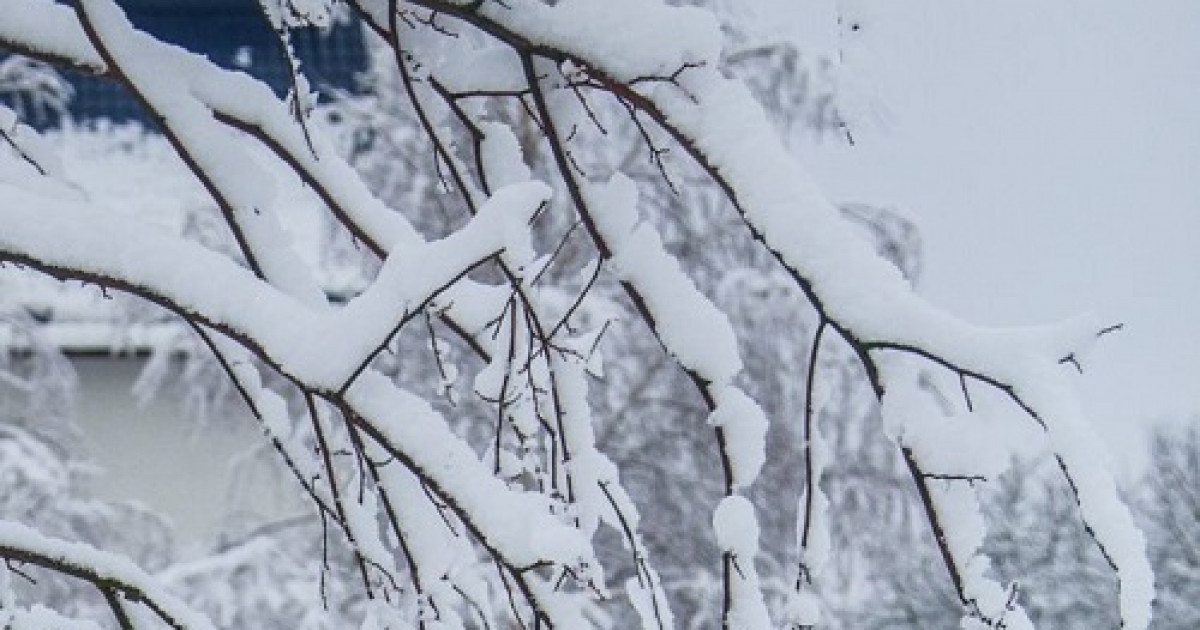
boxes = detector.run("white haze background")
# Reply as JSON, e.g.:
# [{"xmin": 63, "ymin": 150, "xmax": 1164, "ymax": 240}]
[{"xmin": 757, "ymin": 0, "xmax": 1200, "ymax": 476}]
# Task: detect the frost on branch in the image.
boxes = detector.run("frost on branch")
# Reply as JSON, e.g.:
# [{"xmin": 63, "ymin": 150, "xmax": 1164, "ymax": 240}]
[{"xmin": 0, "ymin": 0, "xmax": 1151, "ymax": 628}]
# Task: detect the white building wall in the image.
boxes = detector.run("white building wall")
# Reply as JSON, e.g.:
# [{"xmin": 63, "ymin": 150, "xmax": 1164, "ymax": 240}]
[{"xmin": 72, "ymin": 356, "xmax": 300, "ymax": 544}]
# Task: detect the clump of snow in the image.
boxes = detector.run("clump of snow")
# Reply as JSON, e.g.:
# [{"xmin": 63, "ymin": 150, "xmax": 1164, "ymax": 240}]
[
  {"xmin": 482, "ymin": 0, "xmax": 723, "ymax": 81},
  {"xmin": 878, "ymin": 363, "xmax": 1011, "ymax": 479},
  {"xmin": 257, "ymin": 0, "xmax": 334, "ymax": 29},
  {"xmin": 587, "ymin": 173, "xmax": 742, "ymax": 388},
  {"xmin": 713, "ymin": 495, "xmax": 758, "ymax": 559},
  {"xmin": 479, "ymin": 121, "xmax": 532, "ymax": 189},
  {"xmin": 708, "ymin": 387, "xmax": 769, "ymax": 489}
]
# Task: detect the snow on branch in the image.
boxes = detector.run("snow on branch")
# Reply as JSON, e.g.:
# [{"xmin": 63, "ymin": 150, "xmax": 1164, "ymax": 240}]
[
  {"xmin": 0, "ymin": 522, "xmax": 217, "ymax": 630},
  {"xmin": 0, "ymin": 0, "xmax": 1152, "ymax": 628},
  {"xmin": 368, "ymin": 1, "xmax": 1151, "ymax": 627}
]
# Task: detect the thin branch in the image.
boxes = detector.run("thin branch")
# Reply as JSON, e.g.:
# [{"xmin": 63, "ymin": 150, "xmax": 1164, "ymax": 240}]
[{"xmin": 796, "ymin": 318, "xmax": 826, "ymax": 584}]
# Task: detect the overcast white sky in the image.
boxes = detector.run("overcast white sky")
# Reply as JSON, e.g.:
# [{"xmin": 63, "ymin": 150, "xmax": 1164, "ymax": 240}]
[{"xmin": 754, "ymin": 0, "xmax": 1200, "ymax": 475}]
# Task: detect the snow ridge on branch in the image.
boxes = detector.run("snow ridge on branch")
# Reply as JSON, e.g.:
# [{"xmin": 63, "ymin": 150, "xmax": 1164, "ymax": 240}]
[{"xmin": 0, "ymin": 0, "xmax": 1151, "ymax": 628}]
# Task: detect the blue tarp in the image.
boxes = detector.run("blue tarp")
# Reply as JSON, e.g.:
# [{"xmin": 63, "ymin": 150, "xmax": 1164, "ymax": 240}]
[{"xmin": 5, "ymin": 0, "xmax": 367, "ymax": 127}]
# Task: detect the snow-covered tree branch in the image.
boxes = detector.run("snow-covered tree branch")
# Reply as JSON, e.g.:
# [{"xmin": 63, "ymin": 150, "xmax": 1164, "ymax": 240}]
[{"xmin": 0, "ymin": 0, "xmax": 1152, "ymax": 628}]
